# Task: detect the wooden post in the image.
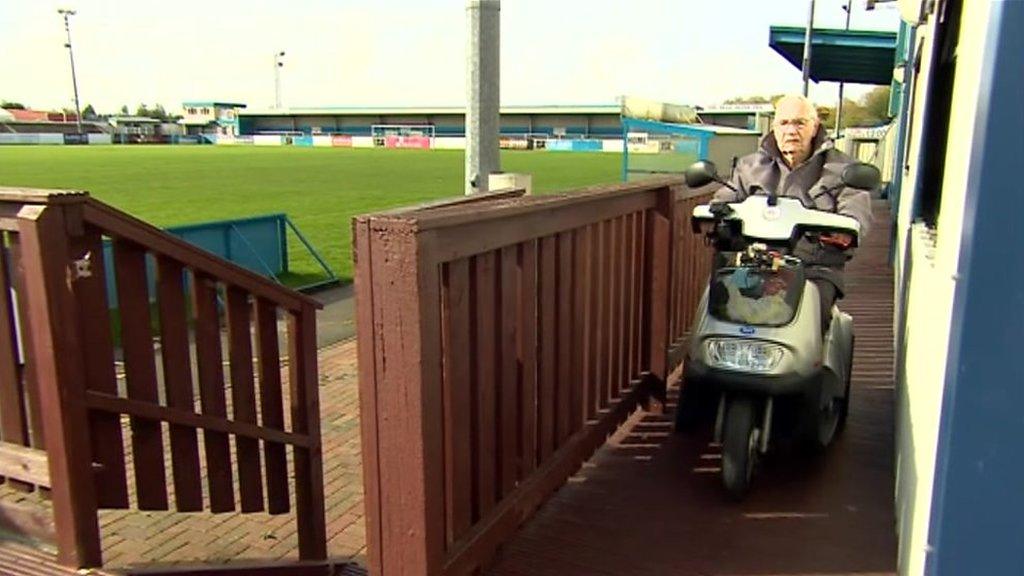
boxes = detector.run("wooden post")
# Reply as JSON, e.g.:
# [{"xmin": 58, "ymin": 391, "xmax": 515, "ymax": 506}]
[
  {"xmin": 353, "ymin": 217, "xmax": 383, "ymax": 575},
  {"xmin": 356, "ymin": 219, "xmax": 445, "ymax": 575},
  {"xmin": 17, "ymin": 201, "xmax": 102, "ymax": 567},
  {"xmin": 289, "ymin": 303, "xmax": 327, "ymax": 561},
  {"xmin": 640, "ymin": 186, "xmax": 677, "ymax": 411}
]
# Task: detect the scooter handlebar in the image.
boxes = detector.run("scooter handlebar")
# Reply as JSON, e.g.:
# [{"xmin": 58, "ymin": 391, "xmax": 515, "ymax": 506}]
[{"xmin": 691, "ymin": 195, "xmax": 861, "ymax": 246}]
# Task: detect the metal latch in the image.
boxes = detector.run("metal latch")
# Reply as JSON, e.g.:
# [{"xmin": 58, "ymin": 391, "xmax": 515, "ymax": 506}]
[{"xmin": 70, "ymin": 251, "xmax": 93, "ymax": 280}]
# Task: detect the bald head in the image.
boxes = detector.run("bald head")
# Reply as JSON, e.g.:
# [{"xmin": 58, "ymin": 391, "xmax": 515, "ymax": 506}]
[
  {"xmin": 775, "ymin": 95, "xmax": 819, "ymax": 122},
  {"xmin": 772, "ymin": 95, "xmax": 821, "ymax": 167}
]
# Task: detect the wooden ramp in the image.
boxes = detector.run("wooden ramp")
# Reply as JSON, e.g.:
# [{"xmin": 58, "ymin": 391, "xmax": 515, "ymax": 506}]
[{"xmin": 484, "ymin": 203, "xmax": 898, "ymax": 575}]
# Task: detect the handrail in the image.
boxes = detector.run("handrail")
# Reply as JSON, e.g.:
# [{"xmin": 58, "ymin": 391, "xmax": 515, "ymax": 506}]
[
  {"xmin": 378, "ymin": 177, "xmax": 685, "ymax": 231},
  {"xmin": 82, "ymin": 198, "xmax": 321, "ymax": 312},
  {"xmin": 0, "ymin": 188, "xmax": 89, "ymax": 204},
  {"xmin": 0, "ymin": 187, "xmax": 321, "ymax": 311},
  {"xmin": 373, "ymin": 186, "xmax": 528, "ymax": 217}
]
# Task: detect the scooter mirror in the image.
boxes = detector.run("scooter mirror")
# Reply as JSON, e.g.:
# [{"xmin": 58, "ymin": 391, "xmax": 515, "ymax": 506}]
[
  {"xmin": 685, "ymin": 160, "xmax": 719, "ymax": 188},
  {"xmin": 841, "ymin": 162, "xmax": 881, "ymax": 191}
]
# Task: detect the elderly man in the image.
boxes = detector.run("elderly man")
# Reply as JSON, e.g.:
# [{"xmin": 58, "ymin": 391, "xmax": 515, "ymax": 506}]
[{"xmin": 712, "ymin": 94, "xmax": 873, "ymax": 335}]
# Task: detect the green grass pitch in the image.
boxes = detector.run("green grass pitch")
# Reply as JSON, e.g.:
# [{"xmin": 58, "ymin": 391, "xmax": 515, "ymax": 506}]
[{"xmin": 0, "ymin": 146, "xmax": 622, "ymax": 285}]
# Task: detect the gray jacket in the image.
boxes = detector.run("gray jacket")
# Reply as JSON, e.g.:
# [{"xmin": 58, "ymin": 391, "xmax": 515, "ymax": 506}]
[{"xmin": 712, "ymin": 128, "xmax": 874, "ymax": 294}]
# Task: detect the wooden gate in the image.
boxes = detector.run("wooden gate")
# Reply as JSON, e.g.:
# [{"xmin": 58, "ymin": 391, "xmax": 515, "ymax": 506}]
[{"xmin": 0, "ymin": 188, "xmax": 327, "ymax": 572}]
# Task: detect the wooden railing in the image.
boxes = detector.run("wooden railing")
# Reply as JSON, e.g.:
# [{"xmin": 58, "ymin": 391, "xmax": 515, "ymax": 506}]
[
  {"xmin": 0, "ymin": 188, "xmax": 326, "ymax": 569},
  {"xmin": 354, "ymin": 179, "xmax": 713, "ymax": 575},
  {"xmin": 668, "ymin": 193, "xmax": 716, "ymax": 368}
]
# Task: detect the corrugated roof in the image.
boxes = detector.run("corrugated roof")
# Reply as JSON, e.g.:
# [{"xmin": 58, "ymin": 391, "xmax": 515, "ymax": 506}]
[
  {"xmin": 699, "ymin": 105, "xmax": 774, "ymax": 114},
  {"xmin": 4, "ymin": 109, "xmax": 51, "ymax": 122},
  {"xmin": 108, "ymin": 115, "xmax": 162, "ymax": 123},
  {"xmin": 238, "ymin": 105, "xmax": 622, "ymax": 117}
]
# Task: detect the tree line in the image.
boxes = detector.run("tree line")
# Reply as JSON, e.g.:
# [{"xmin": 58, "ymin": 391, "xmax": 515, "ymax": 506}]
[
  {"xmin": 1, "ymin": 101, "xmax": 182, "ymax": 122},
  {"xmin": 723, "ymin": 86, "xmax": 893, "ymax": 129}
]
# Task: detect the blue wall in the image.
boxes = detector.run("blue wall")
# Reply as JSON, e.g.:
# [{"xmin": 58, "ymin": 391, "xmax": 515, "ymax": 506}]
[
  {"xmin": 928, "ymin": 3, "xmax": 1024, "ymax": 574},
  {"xmin": 103, "ymin": 214, "xmax": 288, "ymax": 308}
]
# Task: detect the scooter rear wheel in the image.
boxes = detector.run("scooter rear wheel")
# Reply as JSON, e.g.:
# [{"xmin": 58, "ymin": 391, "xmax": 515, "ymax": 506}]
[{"xmin": 722, "ymin": 396, "xmax": 758, "ymax": 498}]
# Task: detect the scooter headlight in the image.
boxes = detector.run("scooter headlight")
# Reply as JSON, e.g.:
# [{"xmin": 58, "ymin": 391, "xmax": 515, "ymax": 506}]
[{"xmin": 705, "ymin": 338, "xmax": 785, "ymax": 372}]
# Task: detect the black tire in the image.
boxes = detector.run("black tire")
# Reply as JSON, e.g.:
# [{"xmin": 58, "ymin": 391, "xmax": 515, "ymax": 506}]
[
  {"xmin": 721, "ymin": 396, "xmax": 758, "ymax": 498},
  {"xmin": 836, "ymin": 335, "xmax": 854, "ymax": 434},
  {"xmin": 805, "ymin": 375, "xmax": 842, "ymax": 450}
]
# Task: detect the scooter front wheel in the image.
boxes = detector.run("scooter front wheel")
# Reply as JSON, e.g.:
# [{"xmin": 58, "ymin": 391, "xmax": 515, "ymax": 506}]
[
  {"xmin": 805, "ymin": 375, "xmax": 842, "ymax": 450},
  {"xmin": 721, "ymin": 396, "xmax": 758, "ymax": 498}
]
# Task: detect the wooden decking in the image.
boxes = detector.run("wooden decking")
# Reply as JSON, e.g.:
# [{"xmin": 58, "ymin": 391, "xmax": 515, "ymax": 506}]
[{"xmin": 484, "ymin": 203, "xmax": 897, "ymax": 575}]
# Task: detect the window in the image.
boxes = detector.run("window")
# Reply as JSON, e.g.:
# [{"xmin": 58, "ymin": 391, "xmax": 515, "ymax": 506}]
[{"xmin": 915, "ymin": 0, "xmax": 962, "ymax": 227}]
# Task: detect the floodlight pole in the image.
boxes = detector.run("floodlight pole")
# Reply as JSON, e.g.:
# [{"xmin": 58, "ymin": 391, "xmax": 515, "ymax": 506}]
[
  {"xmin": 834, "ymin": 2, "xmax": 853, "ymax": 139},
  {"xmin": 58, "ymin": 9, "xmax": 84, "ymax": 136},
  {"xmin": 801, "ymin": 0, "xmax": 816, "ymax": 96},
  {"xmin": 274, "ymin": 51, "xmax": 285, "ymax": 108},
  {"xmin": 465, "ymin": 0, "xmax": 500, "ymax": 195}
]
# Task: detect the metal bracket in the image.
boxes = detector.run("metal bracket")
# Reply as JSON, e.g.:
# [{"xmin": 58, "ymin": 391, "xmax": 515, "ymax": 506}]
[{"xmin": 70, "ymin": 251, "xmax": 92, "ymax": 280}]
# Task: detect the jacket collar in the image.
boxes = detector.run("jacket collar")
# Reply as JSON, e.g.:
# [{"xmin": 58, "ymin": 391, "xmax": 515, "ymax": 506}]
[{"xmin": 760, "ymin": 125, "xmax": 832, "ymax": 167}]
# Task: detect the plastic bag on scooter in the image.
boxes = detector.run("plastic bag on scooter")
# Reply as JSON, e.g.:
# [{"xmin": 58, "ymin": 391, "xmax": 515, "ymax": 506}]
[{"xmin": 709, "ymin": 264, "xmax": 804, "ymax": 326}]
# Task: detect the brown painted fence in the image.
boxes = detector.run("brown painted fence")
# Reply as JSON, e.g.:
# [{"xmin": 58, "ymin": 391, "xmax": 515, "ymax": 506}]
[
  {"xmin": 669, "ymin": 193, "xmax": 717, "ymax": 366},
  {"xmin": 0, "ymin": 188, "xmax": 326, "ymax": 570},
  {"xmin": 354, "ymin": 179, "xmax": 713, "ymax": 576}
]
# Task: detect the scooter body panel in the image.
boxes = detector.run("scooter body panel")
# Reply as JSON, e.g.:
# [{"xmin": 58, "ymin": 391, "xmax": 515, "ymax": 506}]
[
  {"xmin": 686, "ymin": 280, "xmax": 853, "ymax": 396},
  {"xmin": 821, "ymin": 308, "xmax": 854, "ymax": 399}
]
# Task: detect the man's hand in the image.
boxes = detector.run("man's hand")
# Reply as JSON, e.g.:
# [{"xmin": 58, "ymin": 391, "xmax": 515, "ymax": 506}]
[
  {"xmin": 820, "ymin": 232, "xmax": 854, "ymax": 248},
  {"xmin": 709, "ymin": 201, "xmax": 733, "ymax": 217}
]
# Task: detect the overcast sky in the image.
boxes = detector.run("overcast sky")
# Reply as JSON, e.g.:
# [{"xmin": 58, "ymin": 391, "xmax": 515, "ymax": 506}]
[{"xmin": 1, "ymin": 0, "xmax": 901, "ymax": 114}]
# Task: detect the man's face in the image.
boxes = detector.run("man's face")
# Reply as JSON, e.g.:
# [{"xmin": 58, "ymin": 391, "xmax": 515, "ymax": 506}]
[{"xmin": 772, "ymin": 100, "xmax": 818, "ymax": 165}]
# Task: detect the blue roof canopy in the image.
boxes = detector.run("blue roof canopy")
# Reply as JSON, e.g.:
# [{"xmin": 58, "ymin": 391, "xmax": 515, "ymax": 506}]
[{"xmin": 769, "ymin": 26, "xmax": 898, "ymax": 85}]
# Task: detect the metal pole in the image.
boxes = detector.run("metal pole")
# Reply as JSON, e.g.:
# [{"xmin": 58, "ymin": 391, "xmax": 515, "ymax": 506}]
[
  {"xmin": 59, "ymin": 9, "xmax": 83, "ymax": 136},
  {"xmin": 465, "ymin": 0, "xmax": 501, "ymax": 195},
  {"xmin": 835, "ymin": 2, "xmax": 853, "ymax": 139},
  {"xmin": 801, "ymin": 0, "xmax": 816, "ymax": 96},
  {"xmin": 274, "ymin": 51, "xmax": 285, "ymax": 108}
]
